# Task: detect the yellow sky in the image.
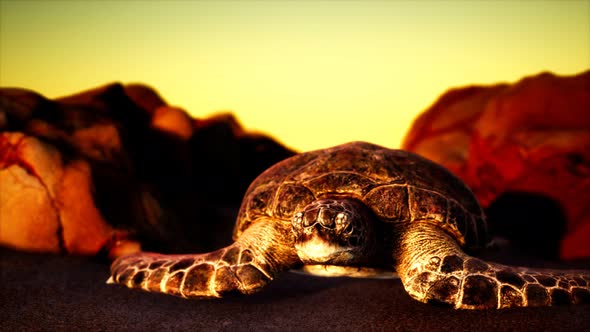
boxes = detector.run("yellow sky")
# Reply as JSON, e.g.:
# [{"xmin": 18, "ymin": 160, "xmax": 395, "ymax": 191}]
[{"xmin": 1, "ymin": 1, "xmax": 589, "ymax": 151}]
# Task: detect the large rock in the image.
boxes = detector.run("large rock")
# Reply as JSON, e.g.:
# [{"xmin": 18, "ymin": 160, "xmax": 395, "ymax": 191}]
[
  {"xmin": 403, "ymin": 71, "xmax": 590, "ymax": 260},
  {"xmin": 0, "ymin": 83, "xmax": 295, "ymax": 257}
]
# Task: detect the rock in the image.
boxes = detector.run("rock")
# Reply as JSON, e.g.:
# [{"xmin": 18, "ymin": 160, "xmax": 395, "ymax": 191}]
[
  {"xmin": 0, "ymin": 83, "xmax": 295, "ymax": 256},
  {"xmin": 0, "ymin": 88, "xmax": 51, "ymax": 130},
  {"xmin": 0, "ymin": 130, "xmax": 133, "ymax": 257},
  {"xmin": 151, "ymin": 106, "xmax": 194, "ymax": 140},
  {"xmin": 402, "ymin": 85, "xmax": 508, "ymax": 173},
  {"xmin": 124, "ymin": 83, "xmax": 168, "ymax": 114},
  {"xmin": 403, "ymin": 71, "xmax": 590, "ymax": 260},
  {"xmin": 57, "ymin": 159, "xmax": 118, "ymax": 255},
  {"xmin": 0, "ymin": 132, "xmax": 64, "ymax": 253}
]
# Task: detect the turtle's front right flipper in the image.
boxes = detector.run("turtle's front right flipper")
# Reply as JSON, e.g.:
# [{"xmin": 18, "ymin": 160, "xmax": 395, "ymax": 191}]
[
  {"xmin": 108, "ymin": 247, "xmax": 267, "ymax": 298},
  {"xmin": 108, "ymin": 221, "xmax": 299, "ymax": 298}
]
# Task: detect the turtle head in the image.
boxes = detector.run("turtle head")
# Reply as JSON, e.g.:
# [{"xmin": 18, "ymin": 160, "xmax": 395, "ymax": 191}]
[{"xmin": 292, "ymin": 198, "xmax": 375, "ymax": 265}]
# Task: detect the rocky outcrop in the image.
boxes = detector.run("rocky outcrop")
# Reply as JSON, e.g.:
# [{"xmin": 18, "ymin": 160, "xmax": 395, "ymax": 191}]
[
  {"xmin": 0, "ymin": 83, "xmax": 295, "ymax": 257},
  {"xmin": 3, "ymin": 71, "xmax": 589, "ymax": 261},
  {"xmin": 403, "ymin": 71, "xmax": 590, "ymax": 260}
]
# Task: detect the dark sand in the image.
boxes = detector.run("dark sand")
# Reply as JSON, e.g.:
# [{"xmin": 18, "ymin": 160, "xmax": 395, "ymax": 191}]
[{"xmin": 1, "ymin": 248, "xmax": 589, "ymax": 331}]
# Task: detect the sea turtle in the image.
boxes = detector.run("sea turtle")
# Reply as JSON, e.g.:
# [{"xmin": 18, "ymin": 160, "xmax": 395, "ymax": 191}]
[{"xmin": 108, "ymin": 141, "xmax": 590, "ymax": 309}]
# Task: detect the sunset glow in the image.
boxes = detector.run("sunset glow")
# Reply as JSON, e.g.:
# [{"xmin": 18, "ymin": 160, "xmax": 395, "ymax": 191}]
[{"xmin": 1, "ymin": 1, "xmax": 589, "ymax": 151}]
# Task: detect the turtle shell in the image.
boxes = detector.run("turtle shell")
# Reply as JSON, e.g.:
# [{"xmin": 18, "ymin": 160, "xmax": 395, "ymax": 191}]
[{"xmin": 233, "ymin": 141, "xmax": 488, "ymax": 250}]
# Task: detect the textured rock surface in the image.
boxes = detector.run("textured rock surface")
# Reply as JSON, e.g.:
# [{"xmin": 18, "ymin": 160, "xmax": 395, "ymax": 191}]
[
  {"xmin": 3, "ymin": 72, "xmax": 589, "ymax": 261},
  {"xmin": 0, "ymin": 83, "xmax": 295, "ymax": 257},
  {"xmin": 403, "ymin": 71, "xmax": 590, "ymax": 260}
]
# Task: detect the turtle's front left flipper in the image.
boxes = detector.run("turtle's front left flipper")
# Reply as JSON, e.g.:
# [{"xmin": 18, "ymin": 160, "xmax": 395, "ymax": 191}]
[
  {"xmin": 108, "ymin": 221, "xmax": 299, "ymax": 298},
  {"xmin": 394, "ymin": 222, "xmax": 590, "ymax": 309}
]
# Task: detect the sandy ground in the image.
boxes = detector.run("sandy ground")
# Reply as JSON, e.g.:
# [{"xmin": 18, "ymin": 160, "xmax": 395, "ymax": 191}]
[{"xmin": 1, "ymin": 248, "xmax": 589, "ymax": 331}]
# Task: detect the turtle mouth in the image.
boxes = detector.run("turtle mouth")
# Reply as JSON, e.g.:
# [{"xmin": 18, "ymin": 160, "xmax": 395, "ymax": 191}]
[{"xmin": 295, "ymin": 235, "xmax": 355, "ymax": 264}]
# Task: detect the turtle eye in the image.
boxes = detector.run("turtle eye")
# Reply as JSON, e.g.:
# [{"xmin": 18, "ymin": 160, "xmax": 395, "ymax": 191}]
[
  {"xmin": 335, "ymin": 212, "xmax": 348, "ymax": 227},
  {"xmin": 294, "ymin": 212, "xmax": 303, "ymax": 221},
  {"xmin": 293, "ymin": 212, "xmax": 304, "ymax": 229},
  {"xmin": 335, "ymin": 212, "xmax": 354, "ymax": 235}
]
